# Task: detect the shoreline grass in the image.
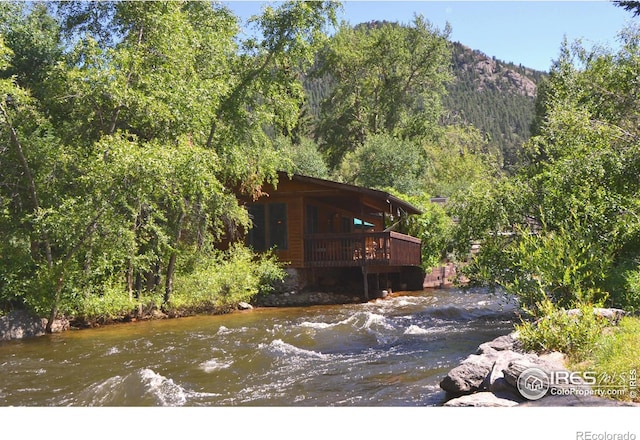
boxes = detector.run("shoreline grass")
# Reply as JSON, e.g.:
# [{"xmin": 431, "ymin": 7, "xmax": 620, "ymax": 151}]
[{"xmin": 571, "ymin": 316, "xmax": 640, "ymax": 404}]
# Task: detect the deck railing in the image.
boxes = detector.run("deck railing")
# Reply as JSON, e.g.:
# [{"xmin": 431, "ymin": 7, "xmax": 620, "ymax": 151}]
[{"xmin": 304, "ymin": 231, "xmax": 421, "ymax": 267}]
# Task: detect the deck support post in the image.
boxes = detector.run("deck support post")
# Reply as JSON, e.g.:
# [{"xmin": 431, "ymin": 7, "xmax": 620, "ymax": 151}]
[{"xmin": 362, "ymin": 265, "xmax": 369, "ymax": 301}]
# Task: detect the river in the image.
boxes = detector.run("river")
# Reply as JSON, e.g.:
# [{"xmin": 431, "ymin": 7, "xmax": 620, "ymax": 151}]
[{"xmin": 0, "ymin": 287, "xmax": 518, "ymax": 407}]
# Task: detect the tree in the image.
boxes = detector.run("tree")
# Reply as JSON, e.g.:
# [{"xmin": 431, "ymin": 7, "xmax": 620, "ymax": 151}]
[
  {"xmin": 401, "ymin": 193, "xmax": 455, "ymax": 271},
  {"xmin": 452, "ymin": 23, "xmax": 640, "ymax": 314},
  {"xmin": 204, "ymin": 0, "xmax": 339, "ymax": 196},
  {"xmin": 273, "ymin": 134, "xmax": 330, "ymax": 179},
  {"xmin": 0, "ymin": 1, "xmax": 339, "ymax": 323},
  {"xmin": 423, "ymin": 124, "xmax": 502, "ymax": 198},
  {"xmin": 335, "ymin": 133, "xmax": 425, "ymax": 195},
  {"xmin": 613, "ymin": 0, "xmax": 640, "ymax": 16},
  {"xmin": 0, "ymin": 2, "xmax": 62, "ymax": 101},
  {"xmin": 314, "ymin": 16, "xmax": 452, "ymax": 168}
]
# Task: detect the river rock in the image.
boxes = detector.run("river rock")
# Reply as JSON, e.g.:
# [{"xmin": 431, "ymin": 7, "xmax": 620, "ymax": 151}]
[
  {"xmin": 0, "ymin": 310, "xmax": 70, "ymax": 341},
  {"xmin": 0, "ymin": 310, "xmax": 45, "ymax": 341},
  {"xmin": 477, "ymin": 333, "xmax": 521, "ymax": 355},
  {"xmin": 485, "ymin": 349, "xmax": 527, "ymax": 393},
  {"xmin": 46, "ymin": 316, "xmax": 70, "ymax": 333},
  {"xmin": 443, "ymin": 391, "xmax": 522, "ymax": 407},
  {"xmin": 565, "ymin": 307, "xmax": 627, "ymax": 324},
  {"xmin": 502, "ymin": 352, "xmax": 566, "ymax": 389},
  {"xmin": 439, "ymin": 353, "xmax": 497, "ymax": 395},
  {"xmin": 237, "ymin": 302, "xmax": 253, "ymax": 310}
]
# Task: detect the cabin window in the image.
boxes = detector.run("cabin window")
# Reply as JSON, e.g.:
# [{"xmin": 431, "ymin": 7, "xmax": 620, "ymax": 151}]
[
  {"xmin": 268, "ymin": 203, "xmax": 288, "ymax": 249},
  {"xmin": 247, "ymin": 203, "xmax": 288, "ymax": 251},
  {"xmin": 306, "ymin": 205, "xmax": 319, "ymax": 234},
  {"xmin": 341, "ymin": 216, "xmax": 351, "ymax": 233},
  {"xmin": 247, "ymin": 204, "xmax": 267, "ymax": 251},
  {"xmin": 354, "ymin": 218, "xmax": 374, "ymax": 231}
]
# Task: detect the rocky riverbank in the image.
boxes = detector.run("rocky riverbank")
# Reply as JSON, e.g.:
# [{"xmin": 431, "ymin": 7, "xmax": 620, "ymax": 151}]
[
  {"xmin": 253, "ymin": 290, "xmax": 365, "ymax": 307},
  {"xmin": 0, "ymin": 290, "xmax": 370, "ymax": 341},
  {"xmin": 0, "ymin": 309, "xmax": 70, "ymax": 341},
  {"xmin": 439, "ymin": 308, "xmax": 638, "ymax": 407}
]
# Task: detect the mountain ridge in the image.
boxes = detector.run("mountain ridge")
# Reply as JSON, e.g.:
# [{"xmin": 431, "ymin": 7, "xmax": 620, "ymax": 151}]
[{"xmin": 443, "ymin": 41, "xmax": 547, "ymax": 169}]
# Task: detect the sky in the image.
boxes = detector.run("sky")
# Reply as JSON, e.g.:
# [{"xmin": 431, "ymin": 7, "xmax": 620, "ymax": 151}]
[{"xmin": 224, "ymin": 1, "xmax": 635, "ymax": 72}]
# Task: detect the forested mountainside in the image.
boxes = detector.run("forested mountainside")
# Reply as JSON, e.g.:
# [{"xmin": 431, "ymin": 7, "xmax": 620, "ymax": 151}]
[
  {"xmin": 303, "ymin": 37, "xmax": 547, "ymax": 172},
  {"xmin": 444, "ymin": 42, "xmax": 546, "ymax": 171}
]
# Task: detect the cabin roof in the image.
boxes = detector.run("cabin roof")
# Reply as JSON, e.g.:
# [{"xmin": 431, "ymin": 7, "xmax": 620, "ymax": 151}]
[{"xmin": 275, "ymin": 171, "xmax": 422, "ymax": 216}]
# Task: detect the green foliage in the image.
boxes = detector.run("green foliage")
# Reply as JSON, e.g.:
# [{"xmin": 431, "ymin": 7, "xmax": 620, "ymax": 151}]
[
  {"xmin": 211, "ymin": 0, "xmax": 338, "ymax": 196},
  {"xmin": 69, "ymin": 288, "xmax": 164, "ymax": 324},
  {"xmin": 444, "ymin": 42, "xmax": 544, "ymax": 172},
  {"xmin": 0, "ymin": 1, "xmax": 335, "ymax": 323},
  {"xmin": 504, "ymin": 221, "xmax": 612, "ymax": 312},
  {"xmin": 0, "ymin": 2, "xmax": 62, "ymax": 100},
  {"xmin": 423, "ymin": 124, "xmax": 503, "ymax": 198},
  {"xmin": 515, "ymin": 300, "xmax": 609, "ymax": 362},
  {"xmin": 604, "ymin": 262, "xmax": 640, "ymax": 315},
  {"xmin": 314, "ymin": 17, "xmax": 452, "ymax": 167},
  {"xmin": 305, "ymin": 38, "xmax": 544, "ymax": 174},
  {"xmin": 273, "ymin": 134, "xmax": 330, "ymax": 179},
  {"xmin": 453, "ymin": 23, "xmax": 640, "ymax": 315},
  {"xmin": 335, "ymin": 133, "xmax": 425, "ymax": 195},
  {"xmin": 399, "ymin": 193, "xmax": 455, "ymax": 270},
  {"xmin": 171, "ymin": 244, "xmax": 286, "ymax": 310},
  {"xmin": 580, "ymin": 316, "xmax": 640, "ymax": 403}
]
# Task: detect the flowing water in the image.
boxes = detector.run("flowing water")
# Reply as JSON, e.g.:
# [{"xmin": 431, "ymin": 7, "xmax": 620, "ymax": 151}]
[{"xmin": 0, "ymin": 288, "xmax": 518, "ymax": 407}]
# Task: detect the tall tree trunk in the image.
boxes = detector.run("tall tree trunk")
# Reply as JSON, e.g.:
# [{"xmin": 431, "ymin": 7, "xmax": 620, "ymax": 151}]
[
  {"xmin": 126, "ymin": 260, "xmax": 134, "ymax": 301},
  {"xmin": 44, "ymin": 203, "xmax": 106, "ymax": 333},
  {"xmin": 45, "ymin": 274, "xmax": 64, "ymax": 334},
  {"xmin": 164, "ymin": 210, "xmax": 185, "ymax": 306},
  {"xmin": 1, "ymin": 102, "xmax": 53, "ymax": 267}
]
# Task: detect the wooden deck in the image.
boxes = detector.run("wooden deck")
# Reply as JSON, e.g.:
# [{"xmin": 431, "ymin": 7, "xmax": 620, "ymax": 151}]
[{"xmin": 304, "ymin": 231, "xmax": 421, "ymax": 268}]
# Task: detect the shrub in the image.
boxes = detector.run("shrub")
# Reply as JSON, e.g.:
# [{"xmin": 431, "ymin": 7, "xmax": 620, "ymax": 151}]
[
  {"xmin": 616, "ymin": 266, "xmax": 640, "ymax": 314},
  {"xmin": 171, "ymin": 244, "xmax": 285, "ymax": 310},
  {"xmin": 600, "ymin": 260, "xmax": 640, "ymax": 314},
  {"xmin": 67, "ymin": 286, "xmax": 164, "ymax": 324},
  {"xmin": 502, "ymin": 221, "xmax": 613, "ymax": 315},
  {"xmin": 515, "ymin": 299, "xmax": 609, "ymax": 362}
]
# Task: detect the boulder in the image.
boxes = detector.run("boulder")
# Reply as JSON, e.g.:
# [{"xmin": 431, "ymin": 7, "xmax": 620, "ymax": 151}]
[
  {"xmin": 237, "ymin": 302, "xmax": 253, "ymax": 310},
  {"xmin": 477, "ymin": 333, "xmax": 521, "ymax": 355},
  {"xmin": 0, "ymin": 309, "xmax": 68, "ymax": 341},
  {"xmin": 439, "ymin": 353, "xmax": 497, "ymax": 395},
  {"xmin": 46, "ymin": 316, "xmax": 70, "ymax": 333},
  {"xmin": 502, "ymin": 352, "xmax": 566, "ymax": 389},
  {"xmin": 443, "ymin": 391, "xmax": 522, "ymax": 407},
  {"xmin": 0, "ymin": 310, "xmax": 46, "ymax": 341},
  {"xmin": 565, "ymin": 307, "xmax": 627, "ymax": 324},
  {"xmin": 485, "ymin": 349, "xmax": 527, "ymax": 393}
]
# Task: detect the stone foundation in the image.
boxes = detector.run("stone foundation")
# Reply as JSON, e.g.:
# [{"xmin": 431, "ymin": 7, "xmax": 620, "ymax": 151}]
[{"xmin": 253, "ymin": 290, "xmax": 364, "ymax": 307}]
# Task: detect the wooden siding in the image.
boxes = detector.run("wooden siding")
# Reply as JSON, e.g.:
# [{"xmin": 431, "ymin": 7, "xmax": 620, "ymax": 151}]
[
  {"xmin": 283, "ymin": 197, "xmax": 303, "ymax": 267},
  {"xmin": 243, "ymin": 172, "xmax": 424, "ymax": 270}
]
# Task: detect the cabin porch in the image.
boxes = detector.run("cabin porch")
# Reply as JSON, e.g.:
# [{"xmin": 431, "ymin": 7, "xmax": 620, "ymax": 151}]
[{"xmin": 303, "ymin": 231, "xmax": 421, "ymax": 268}]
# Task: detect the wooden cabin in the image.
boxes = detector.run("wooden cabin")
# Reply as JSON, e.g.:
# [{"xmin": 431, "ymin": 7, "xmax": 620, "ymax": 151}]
[{"xmin": 243, "ymin": 172, "xmax": 424, "ymax": 299}]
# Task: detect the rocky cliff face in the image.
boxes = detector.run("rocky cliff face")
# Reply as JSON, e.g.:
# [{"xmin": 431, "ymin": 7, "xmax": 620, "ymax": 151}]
[
  {"xmin": 445, "ymin": 42, "xmax": 546, "ymax": 169},
  {"xmin": 471, "ymin": 53, "xmax": 538, "ymax": 98}
]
